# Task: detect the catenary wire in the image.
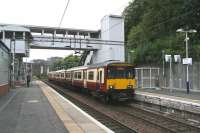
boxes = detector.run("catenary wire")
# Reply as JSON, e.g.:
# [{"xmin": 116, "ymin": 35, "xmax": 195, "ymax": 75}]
[{"xmin": 59, "ymin": 0, "xmax": 71, "ymax": 27}]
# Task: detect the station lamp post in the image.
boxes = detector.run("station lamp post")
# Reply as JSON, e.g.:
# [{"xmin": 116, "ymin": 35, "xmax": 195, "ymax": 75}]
[
  {"xmin": 10, "ymin": 33, "xmax": 16, "ymax": 89},
  {"xmin": 128, "ymin": 50, "xmax": 135, "ymax": 64},
  {"xmin": 162, "ymin": 50, "xmax": 165, "ymax": 76},
  {"xmin": 176, "ymin": 28, "xmax": 197, "ymax": 94}
]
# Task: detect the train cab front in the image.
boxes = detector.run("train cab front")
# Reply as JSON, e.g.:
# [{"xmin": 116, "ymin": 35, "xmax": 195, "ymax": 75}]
[{"xmin": 106, "ymin": 64, "xmax": 136, "ymax": 102}]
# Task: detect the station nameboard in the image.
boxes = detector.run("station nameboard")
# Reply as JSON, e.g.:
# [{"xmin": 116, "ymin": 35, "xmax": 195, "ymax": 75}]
[{"xmin": 182, "ymin": 58, "xmax": 192, "ymax": 65}]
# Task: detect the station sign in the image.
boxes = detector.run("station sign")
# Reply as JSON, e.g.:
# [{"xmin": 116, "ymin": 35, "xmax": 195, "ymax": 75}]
[
  {"xmin": 174, "ymin": 55, "xmax": 181, "ymax": 63},
  {"xmin": 182, "ymin": 58, "xmax": 192, "ymax": 65},
  {"xmin": 165, "ymin": 55, "xmax": 171, "ymax": 62}
]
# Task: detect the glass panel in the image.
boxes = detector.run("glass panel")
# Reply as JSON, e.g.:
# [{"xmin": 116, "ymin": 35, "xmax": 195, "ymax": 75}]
[
  {"xmin": 78, "ymin": 72, "xmax": 82, "ymax": 79},
  {"xmin": 88, "ymin": 71, "xmax": 94, "ymax": 80},
  {"xmin": 97, "ymin": 72, "xmax": 99, "ymax": 81},
  {"xmin": 108, "ymin": 67, "xmax": 135, "ymax": 79},
  {"xmin": 100, "ymin": 71, "xmax": 102, "ymax": 83}
]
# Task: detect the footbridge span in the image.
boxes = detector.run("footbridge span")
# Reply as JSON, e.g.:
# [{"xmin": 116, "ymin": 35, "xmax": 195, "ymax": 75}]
[
  {"xmin": 0, "ymin": 15, "xmax": 124, "ymax": 64},
  {"xmin": 0, "ymin": 15, "xmax": 125, "ymax": 82}
]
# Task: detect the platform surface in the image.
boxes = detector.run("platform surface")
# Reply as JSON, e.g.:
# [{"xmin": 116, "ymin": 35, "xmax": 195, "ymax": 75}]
[
  {"xmin": 0, "ymin": 81, "xmax": 111, "ymax": 133},
  {"xmin": 0, "ymin": 82, "xmax": 68, "ymax": 133},
  {"xmin": 38, "ymin": 81, "xmax": 110, "ymax": 133},
  {"xmin": 135, "ymin": 88, "xmax": 200, "ymax": 114},
  {"xmin": 137, "ymin": 88, "xmax": 200, "ymax": 100},
  {"xmin": 136, "ymin": 88, "xmax": 200, "ymax": 104}
]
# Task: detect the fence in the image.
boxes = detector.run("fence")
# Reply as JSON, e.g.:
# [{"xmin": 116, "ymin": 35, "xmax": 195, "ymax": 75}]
[
  {"xmin": 135, "ymin": 62, "xmax": 200, "ymax": 92},
  {"xmin": 135, "ymin": 67, "xmax": 160, "ymax": 88},
  {"xmin": 161, "ymin": 62, "xmax": 200, "ymax": 91}
]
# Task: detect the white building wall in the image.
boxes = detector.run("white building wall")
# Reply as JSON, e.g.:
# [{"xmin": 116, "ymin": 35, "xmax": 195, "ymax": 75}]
[
  {"xmin": 0, "ymin": 42, "xmax": 10, "ymax": 85},
  {"xmin": 91, "ymin": 15, "xmax": 125, "ymax": 64},
  {"xmin": 4, "ymin": 39, "xmax": 27, "ymax": 54},
  {"xmin": 0, "ymin": 26, "xmax": 30, "ymax": 56}
]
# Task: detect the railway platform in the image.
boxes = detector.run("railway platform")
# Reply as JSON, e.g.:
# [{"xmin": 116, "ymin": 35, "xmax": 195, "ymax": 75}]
[
  {"xmin": 0, "ymin": 81, "xmax": 112, "ymax": 133},
  {"xmin": 135, "ymin": 88, "xmax": 200, "ymax": 114}
]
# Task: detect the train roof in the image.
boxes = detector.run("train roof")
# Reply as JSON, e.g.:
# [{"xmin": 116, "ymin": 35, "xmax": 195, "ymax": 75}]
[
  {"xmin": 56, "ymin": 69, "xmax": 66, "ymax": 73},
  {"xmin": 49, "ymin": 69, "xmax": 66, "ymax": 74},
  {"xmin": 87, "ymin": 60, "xmax": 134, "ymax": 68},
  {"xmin": 66, "ymin": 66, "xmax": 88, "ymax": 72},
  {"xmin": 49, "ymin": 61, "xmax": 134, "ymax": 73}
]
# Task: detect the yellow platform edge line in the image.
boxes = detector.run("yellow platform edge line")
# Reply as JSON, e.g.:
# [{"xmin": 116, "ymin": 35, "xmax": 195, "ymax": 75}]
[{"xmin": 36, "ymin": 81, "xmax": 84, "ymax": 133}]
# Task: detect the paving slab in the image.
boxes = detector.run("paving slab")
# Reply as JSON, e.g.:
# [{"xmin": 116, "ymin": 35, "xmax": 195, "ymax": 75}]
[{"xmin": 0, "ymin": 82, "xmax": 68, "ymax": 133}]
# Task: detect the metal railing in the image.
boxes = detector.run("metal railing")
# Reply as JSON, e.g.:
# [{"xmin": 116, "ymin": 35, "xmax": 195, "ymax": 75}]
[{"xmin": 135, "ymin": 67, "xmax": 160, "ymax": 89}]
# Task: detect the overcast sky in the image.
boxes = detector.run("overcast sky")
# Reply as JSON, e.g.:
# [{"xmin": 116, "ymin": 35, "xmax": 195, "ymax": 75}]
[{"xmin": 0, "ymin": 0, "xmax": 132, "ymax": 61}]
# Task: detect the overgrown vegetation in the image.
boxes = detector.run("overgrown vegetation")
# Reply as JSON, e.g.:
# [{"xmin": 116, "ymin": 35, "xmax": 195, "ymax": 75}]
[
  {"xmin": 51, "ymin": 54, "xmax": 80, "ymax": 70},
  {"xmin": 123, "ymin": 0, "xmax": 200, "ymax": 64}
]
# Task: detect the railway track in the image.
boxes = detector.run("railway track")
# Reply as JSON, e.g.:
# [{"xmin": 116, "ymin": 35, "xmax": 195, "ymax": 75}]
[
  {"xmin": 117, "ymin": 105, "xmax": 200, "ymax": 133},
  {"xmin": 44, "ymin": 81, "xmax": 200, "ymax": 133},
  {"xmin": 44, "ymin": 81, "xmax": 136, "ymax": 133}
]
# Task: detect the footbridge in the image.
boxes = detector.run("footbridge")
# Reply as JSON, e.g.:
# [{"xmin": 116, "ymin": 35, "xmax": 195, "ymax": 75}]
[
  {"xmin": 0, "ymin": 15, "xmax": 125, "ymax": 64},
  {"xmin": 30, "ymin": 30, "xmax": 123, "ymax": 51},
  {"xmin": 28, "ymin": 25, "xmax": 102, "ymax": 51},
  {"xmin": 0, "ymin": 15, "xmax": 125, "ymax": 82}
]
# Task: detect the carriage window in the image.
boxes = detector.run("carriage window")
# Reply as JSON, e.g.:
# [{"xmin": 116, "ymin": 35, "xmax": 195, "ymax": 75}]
[
  {"xmin": 78, "ymin": 72, "xmax": 82, "ymax": 79},
  {"xmin": 99, "ymin": 71, "xmax": 102, "ymax": 83},
  {"xmin": 84, "ymin": 71, "xmax": 87, "ymax": 79},
  {"xmin": 97, "ymin": 72, "xmax": 99, "ymax": 80},
  {"xmin": 66, "ymin": 73, "xmax": 71, "ymax": 78},
  {"xmin": 88, "ymin": 71, "xmax": 94, "ymax": 80},
  {"xmin": 74, "ymin": 72, "xmax": 76, "ymax": 79},
  {"xmin": 74, "ymin": 72, "xmax": 82, "ymax": 79}
]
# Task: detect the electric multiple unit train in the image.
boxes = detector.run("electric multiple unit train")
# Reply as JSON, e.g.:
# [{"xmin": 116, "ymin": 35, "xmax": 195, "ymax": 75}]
[{"xmin": 48, "ymin": 61, "xmax": 136, "ymax": 102}]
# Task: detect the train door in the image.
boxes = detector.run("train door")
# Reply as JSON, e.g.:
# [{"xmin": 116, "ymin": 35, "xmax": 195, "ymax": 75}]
[
  {"xmin": 72, "ymin": 71, "xmax": 74, "ymax": 85},
  {"xmin": 83, "ymin": 70, "xmax": 87, "ymax": 88},
  {"xmin": 97, "ymin": 68, "xmax": 104, "ymax": 90}
]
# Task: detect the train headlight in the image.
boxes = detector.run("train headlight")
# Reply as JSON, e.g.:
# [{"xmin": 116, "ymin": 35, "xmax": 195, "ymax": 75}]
[
  {"xmin": 127, "ymin": 85, "xmax": 133, "ymax": 89},
  {"xmin": 109, "ymin": 85, "xmax": 114, "ymax": 89}
]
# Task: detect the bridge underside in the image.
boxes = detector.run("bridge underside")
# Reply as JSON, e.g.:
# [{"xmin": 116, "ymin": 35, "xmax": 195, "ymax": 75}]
[{"xmin": 30, "ymin": 37, "xmax": 123, "ymax": 50}]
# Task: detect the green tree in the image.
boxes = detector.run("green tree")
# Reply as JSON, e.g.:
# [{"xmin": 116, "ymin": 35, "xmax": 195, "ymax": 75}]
[
  {"xmin": 123, "ymin": 0, "xmax": 148, "ymax": 41},
  {"xmin": 51, "ymin": 54, "xmax": 80, "ymax": 70},
  {"xmin": 62, "ymin": 55, "xmax": 80, "ymax": 69},
  {"xmin": 123, "ymin": 0, "xmax": 200, "ymax": 64}
]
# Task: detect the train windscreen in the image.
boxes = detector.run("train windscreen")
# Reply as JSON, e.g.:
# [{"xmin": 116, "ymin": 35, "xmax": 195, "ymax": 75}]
[{"xmin": 107, "ymin": 67, "xmax": 135, "ymax": 79}]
